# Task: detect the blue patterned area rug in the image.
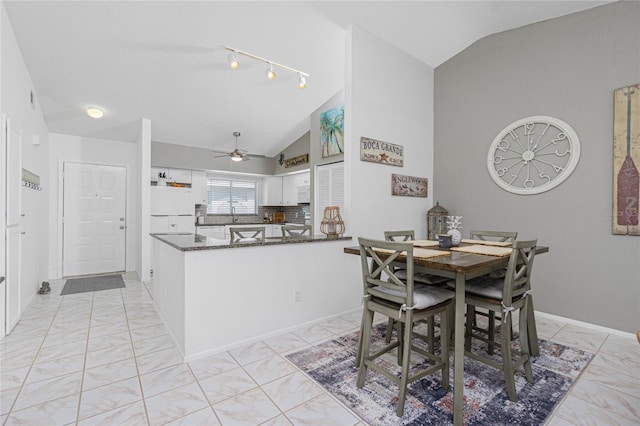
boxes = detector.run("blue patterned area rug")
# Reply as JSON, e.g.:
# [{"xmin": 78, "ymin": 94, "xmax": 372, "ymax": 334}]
[{"xmin": 286, "ymin": 323, "xmax": 593, "ymax": 425}]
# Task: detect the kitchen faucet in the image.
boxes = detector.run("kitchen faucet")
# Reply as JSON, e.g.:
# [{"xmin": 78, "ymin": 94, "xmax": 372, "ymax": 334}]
[{"xmin": 232, "ymin": 206, "xmax": 238, "ymax": 223}]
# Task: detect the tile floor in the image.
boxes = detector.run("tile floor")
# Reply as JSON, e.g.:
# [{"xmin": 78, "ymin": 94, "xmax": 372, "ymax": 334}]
[{"xmin": 1, "ymin": 273, "xmax": 638, "ymax": 425}]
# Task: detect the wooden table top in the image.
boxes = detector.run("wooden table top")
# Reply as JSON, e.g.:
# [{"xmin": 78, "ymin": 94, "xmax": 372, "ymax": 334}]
[{"xmin": 343, "ymin": 243, "xmax": 549, "ymax": 275}]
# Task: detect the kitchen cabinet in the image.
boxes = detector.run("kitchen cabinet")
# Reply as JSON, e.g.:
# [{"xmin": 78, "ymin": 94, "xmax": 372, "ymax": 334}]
[
  {"xmin": 282, "ymin": 174, "xmax": 297, "ymax": 206},
  {"xmin": 283, "ymin": 171, "xmax": 310, "ymax": 205},
  {"xmin": 191, "ymin": 170, "xmax": 207, "ymax": 205},
  {"xmin": 261, "ymin": 176, "xmax": 283, "ymax": 206}
]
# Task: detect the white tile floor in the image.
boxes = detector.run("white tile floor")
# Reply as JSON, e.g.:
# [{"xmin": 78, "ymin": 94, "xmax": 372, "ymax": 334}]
[{"xmin": 1, "ymin": 273, "xmax": 639, "ymax": 425}]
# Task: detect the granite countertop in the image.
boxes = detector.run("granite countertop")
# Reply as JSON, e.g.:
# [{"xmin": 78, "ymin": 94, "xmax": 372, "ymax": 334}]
[
  {"xmin": 195, "ymin": 222, "xmax": 286, "ymax": 227},
  {"xmin": 151, "ymin": 233, "xmax": 351, "ymax": 251}
]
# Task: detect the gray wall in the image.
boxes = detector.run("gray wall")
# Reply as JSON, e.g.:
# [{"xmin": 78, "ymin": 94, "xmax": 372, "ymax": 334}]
[
  {"xmin": 273, "ymin": 131, "xmax": 311, "ymax": 175},
  {"xmin": 434, "ymin": 1, "xmax": 640, "ymax": 332},
  {"xmin": 152, "ymin": 141, "xmax": 273, "ymax": 175}
]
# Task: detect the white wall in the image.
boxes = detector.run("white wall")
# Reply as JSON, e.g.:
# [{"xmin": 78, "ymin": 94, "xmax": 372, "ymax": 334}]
[
  {"xmin": 137, "ymin": 119, "xmax": 151, "ymax": 282},
  {"xmin": 48, "ymin": 134, "xmax": 139, "ymax": 278},
  {"xmin": 2, "ymin": 3, "xmax": 50, "ymax": 315},
  {"xmin": 345, "ymin": 25, "xmax": 435, "ymax": 240}
]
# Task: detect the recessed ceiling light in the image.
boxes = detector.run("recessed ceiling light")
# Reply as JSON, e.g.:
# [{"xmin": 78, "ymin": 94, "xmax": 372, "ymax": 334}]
[{"xmin": 86, "ymin": 107, "xmax": 103, "ymax": 119}]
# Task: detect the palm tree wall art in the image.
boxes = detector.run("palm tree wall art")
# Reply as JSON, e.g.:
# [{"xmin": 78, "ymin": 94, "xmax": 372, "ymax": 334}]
[{"xmin": 320, "ymin": 105, "xmax": 344, "ymax": 158}]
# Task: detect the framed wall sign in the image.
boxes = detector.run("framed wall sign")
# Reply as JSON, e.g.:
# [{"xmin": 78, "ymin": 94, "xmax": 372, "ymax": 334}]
[
  {"xmin": 360, "ymin": 137, "xmax": 404, "ymax": 167},
  {"xmin": 284, "ymin": 154, "xmax": 309, "ymax": 168},
  {"xmin": 391, "ymin": 174, "xmax": 427, "ymax": 197}
]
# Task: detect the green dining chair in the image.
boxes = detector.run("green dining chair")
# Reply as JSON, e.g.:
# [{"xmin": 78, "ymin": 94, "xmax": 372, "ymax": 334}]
[
  {"xmin": 456, "ymin": 239, "xmax": 537, "ymax": 402},
  {"xmin": 469, "ymin": 230, "xmax": 518, "ymax": 354},
  {"xmin": 357, "ymin": 237, "xmax": 454, "ymax": 416}
]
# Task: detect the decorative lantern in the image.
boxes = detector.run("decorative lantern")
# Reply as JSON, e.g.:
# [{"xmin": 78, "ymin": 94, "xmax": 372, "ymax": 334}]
[
  {"xmin": 427, "ymin": 201, "xmax": 448, "ymax": 240},
  {"xmin": 320, "ymin": 206, "xmax": 345, "ymax": 238}
]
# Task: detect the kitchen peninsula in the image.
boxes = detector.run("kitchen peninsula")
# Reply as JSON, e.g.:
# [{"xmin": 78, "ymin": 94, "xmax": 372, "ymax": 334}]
[{"xmin": 151, "ymin": 232, "xmax": 359, "ymax": 361}]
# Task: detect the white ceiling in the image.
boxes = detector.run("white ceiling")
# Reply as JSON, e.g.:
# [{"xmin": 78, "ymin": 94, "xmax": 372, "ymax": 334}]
[{"xmin": 4, "ymin": 1, "xmax": 612, "ymax": 158}]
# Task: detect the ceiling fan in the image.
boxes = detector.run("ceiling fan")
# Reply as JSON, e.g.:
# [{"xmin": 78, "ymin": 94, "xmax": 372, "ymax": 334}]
[{"xmin": 213, "ymin": 131, "xmax": 265, "ymax": 162}]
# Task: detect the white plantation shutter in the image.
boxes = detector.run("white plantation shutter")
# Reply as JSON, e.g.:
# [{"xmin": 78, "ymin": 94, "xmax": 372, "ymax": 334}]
[
  {"xmin": 206, "ymin": 175, "xmax": 257, "ymax": 214},
  {"xmin": 315, "ymin": 162, "xmax": 344, "ymax": 230}
]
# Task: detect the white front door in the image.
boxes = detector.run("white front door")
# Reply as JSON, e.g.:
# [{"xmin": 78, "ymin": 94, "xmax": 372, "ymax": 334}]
[{"xmin": 63, "ymin": 162, "xmax": 127, "ymax": 277}]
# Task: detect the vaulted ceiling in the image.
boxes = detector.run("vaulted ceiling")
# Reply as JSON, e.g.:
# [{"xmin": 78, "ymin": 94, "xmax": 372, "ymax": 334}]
[{"xmin": 4, "ymin": 1, "xmax": 612, "ymax": 157}]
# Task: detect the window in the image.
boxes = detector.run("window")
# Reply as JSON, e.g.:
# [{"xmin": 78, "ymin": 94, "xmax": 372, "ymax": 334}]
[{"xmin": 206, "ymin": 175, "xmax": 258, "ymax": 215}]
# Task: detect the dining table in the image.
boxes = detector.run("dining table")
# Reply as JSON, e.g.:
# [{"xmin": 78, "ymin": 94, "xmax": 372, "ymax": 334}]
[{"xmin": 343, "ymin": 239, "xmax": 549, "ymax": 426}]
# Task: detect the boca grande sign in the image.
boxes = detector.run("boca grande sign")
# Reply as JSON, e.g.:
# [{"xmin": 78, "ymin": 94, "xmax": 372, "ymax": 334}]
[{"xmin": 360, "ymin": 137, "xmax": 404, "ymax": 167}]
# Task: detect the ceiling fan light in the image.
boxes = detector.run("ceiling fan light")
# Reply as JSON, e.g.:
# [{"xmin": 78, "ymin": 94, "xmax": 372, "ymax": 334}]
[
  {"xmin": 298, "ymin": 74, "xmax": 307, "ymax": 89},
  {"xmin": 86, "ymin": 107, "xmax": 103, "ymax": 118},
  {"xmin": 228, "ymin": 51, "xmax": 240, "ymax": 69},
  {"xmin": 265, "ymin": 63, "xmax": 276, "ymax": 80},
  {"xmin": 231, "ymin": 154, "xmax": 243, "ymax": 162}
]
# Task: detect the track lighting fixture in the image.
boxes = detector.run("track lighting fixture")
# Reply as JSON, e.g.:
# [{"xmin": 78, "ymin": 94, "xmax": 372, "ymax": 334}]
[
  {"xmin": 227, "ymin": 50, "xmax": 240, "ymax": 69},
  {"xmin": 265, "ymin": 63, "xmax": 276, "ymax": 80},
  {"xmin": 225, "ymin": 46, "xmax": 309, "ymax": 89}
]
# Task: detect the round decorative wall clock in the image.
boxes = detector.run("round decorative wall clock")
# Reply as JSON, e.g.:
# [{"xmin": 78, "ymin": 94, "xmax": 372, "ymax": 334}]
[{"xmin": 487, "ymin": 115, "xmax": 581, "ymax": 195}]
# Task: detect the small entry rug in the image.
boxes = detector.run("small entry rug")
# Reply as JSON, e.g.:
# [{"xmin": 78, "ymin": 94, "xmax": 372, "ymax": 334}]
[
  {"xmin": 286, "ymin": 323, "xmax": 593, "ymax": 426},
  {"xmin": 61, "ymin": 274, "xmax": 125, "ymax": 295}
]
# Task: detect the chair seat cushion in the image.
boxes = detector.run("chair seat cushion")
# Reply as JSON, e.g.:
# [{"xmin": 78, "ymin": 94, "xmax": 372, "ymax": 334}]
[
  {"xmin": 395, "ymin": 269, "xmax": 449, "ymax": 285},
  {"xmin": 447, "ymin": 275, "xmax": 524, "ymax": 300},
  {"xmin": 373, "ymin": 284, "xmax": 454, "ymax": 310}
]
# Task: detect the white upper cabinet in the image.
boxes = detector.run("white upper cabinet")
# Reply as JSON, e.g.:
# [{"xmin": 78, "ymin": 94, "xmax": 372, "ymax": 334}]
[
  {"xmin": 190, "ymin": 170, "xmax": 207, "ymax": 204},
  {"xmin": 261, "ymin": 176, "xmax": 283, "ymax": 206},
  {"xmin": 282, "ymin": 174, "xmax": 298, "ymax": 206}
]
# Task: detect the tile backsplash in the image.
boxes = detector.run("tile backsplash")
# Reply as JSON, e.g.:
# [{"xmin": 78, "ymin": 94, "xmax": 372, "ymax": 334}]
[{"xmin": 195, "ymin": 204, "xmax": 307, "ymax": 225}]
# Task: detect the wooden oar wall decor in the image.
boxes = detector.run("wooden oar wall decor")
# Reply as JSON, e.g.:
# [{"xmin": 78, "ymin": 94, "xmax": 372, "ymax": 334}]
[{"xmin": 613, "ymin": 84, "xmax": 640, "ymax": 235}]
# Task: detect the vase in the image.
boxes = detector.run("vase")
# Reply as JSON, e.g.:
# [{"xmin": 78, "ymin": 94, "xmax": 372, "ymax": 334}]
[
  {"xmin": 446, "ymin": 215, "xmax": 463, "ymax": 246},
  {"xmin": 447, "ymin": 228, "xmax": 462, "ymax": 246}
]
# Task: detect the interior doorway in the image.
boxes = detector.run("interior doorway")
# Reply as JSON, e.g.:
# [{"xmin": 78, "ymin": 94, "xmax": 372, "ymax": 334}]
[{"xmin": 62, "ymin": 162, "xmax": 127, "ymax": 277}]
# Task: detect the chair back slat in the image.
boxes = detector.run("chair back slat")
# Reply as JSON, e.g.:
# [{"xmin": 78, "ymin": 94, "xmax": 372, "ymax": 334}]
[
  {"xmin": 502, "ymin": 239, "xmax": 536, "ymax": 304},
  {"xmin": 282, "ymin": 224, "xmax": 312, "ymax": 237},
  {"xmin": 470, "ymin": 230, "xmax": 517, "ymax": 242},
  {"xmin": 359, "ymin": 237, "xmax": 414, "ymax": 307},
  {"xmin": 229, "ymin": 226, "xmax": 266, "ymax": 243},
  {"xmin": 384, "ymin": 230, "xmax": 415, "ymax": 242}
]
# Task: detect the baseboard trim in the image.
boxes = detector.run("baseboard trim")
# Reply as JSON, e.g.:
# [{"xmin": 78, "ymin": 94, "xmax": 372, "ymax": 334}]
[{"xmin": 535, "ymin": 310, "xmax": 636, "ymax": 339}]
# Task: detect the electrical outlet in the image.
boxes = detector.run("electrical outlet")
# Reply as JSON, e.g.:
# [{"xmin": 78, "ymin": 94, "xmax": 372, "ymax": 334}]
[{"xmin": 294, "ymin": 289, "xmax": 301, "ymax": 303}]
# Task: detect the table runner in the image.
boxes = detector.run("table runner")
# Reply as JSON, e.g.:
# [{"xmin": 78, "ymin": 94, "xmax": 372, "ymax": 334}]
[
  {"xmin": 451, "ymin": 244, "xmax": 512, "ymax": 257},
  {"xmin": 460, "ymin": 238, "xmax": 512, "ymax": 247}
]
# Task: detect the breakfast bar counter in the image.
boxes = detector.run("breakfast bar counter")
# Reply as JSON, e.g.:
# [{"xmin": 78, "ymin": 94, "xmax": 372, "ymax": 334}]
[
  {"xmin": 151, "ymin": 232, "xmax": 360, "ymax": 361},
  {"xmin": 151, "ymin": 233, "xmax": 351, "ymax": 251}
]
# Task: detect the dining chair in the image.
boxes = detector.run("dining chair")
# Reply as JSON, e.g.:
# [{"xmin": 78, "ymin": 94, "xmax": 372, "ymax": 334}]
[
  {"xmin": 383, "ymin": 230, "xmax": 448, "ymax": 349},
  {"xmin": 469, "ymin": 230, "xmax": 518, "ymax": 354},
  {"xmin": 229, "ymin": 226, "xmax": 266, "ymax": 243},
  {"xmin": 454, "ymin": 239, "xmax": 537, "ymax": 402},
  {"xmin": 281, "ymin": 224, "xmax": 312, "ymax": 237},
  {"xmin": 356, "ymin": 237, "xmax": 454, "ymax": 416}
]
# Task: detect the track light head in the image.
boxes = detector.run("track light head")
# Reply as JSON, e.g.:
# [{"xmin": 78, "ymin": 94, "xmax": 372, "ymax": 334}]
[
  {"xmin": 298, "ymin": 73, "xmax": 307, "ymax": 89},
  {"xmin": 228, "ymin": 50, "xmax": 240, "ymax": 69},
  {"xmin": 265, "ymin": 63, "xmax": 276, "ymax": 80}
]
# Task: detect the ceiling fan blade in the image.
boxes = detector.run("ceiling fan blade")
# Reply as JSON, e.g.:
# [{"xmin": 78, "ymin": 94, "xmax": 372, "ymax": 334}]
[{"xmin": 213, "ymin": 153, "xmax": 229, "ymax": 158}]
